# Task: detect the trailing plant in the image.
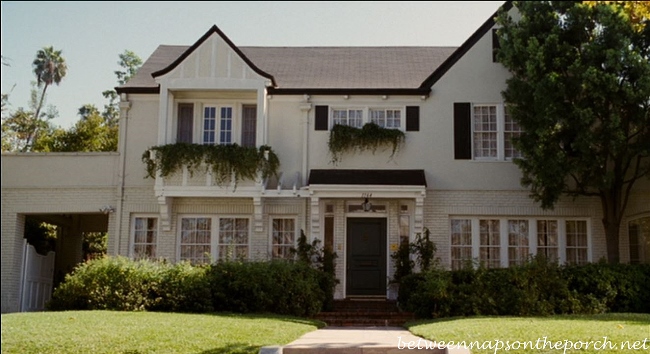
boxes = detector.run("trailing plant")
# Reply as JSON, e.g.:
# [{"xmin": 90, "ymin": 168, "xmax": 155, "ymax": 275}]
[
  {"xmin": 328, "ymin": 122, "xmax": 405, "ymax": 164},
  {"xmin": 141, "ymin": 143, "xmax": 279, "ymax": 186}
]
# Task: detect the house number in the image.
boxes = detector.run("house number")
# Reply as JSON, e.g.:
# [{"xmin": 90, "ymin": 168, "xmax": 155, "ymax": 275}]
[{"xmin": 361, "ymin": 193, "xmax": 372, "ymax": 198}]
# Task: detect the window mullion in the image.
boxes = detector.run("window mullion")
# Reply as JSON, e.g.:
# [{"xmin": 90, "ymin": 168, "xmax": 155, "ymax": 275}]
[
  {"xmin": 529, "ymin": 218, "xmax": 538, "ymax": 257},
  {"xmin": 498, "ymin": 104, "xmax": 505, "ymax": 161},
  {"xmin": 500, "ymin": 218, "xmax": 508, "ymax": 268},
  {"xmin": 471, "ymin": 219, "xmax": 480, "ymax": 260},
  {"xmin": 558, "ymin": 219, "xmax": 566, "ymax": 264},
  {"xmin": 212, "ymin": 216, "xmax": 219, "ymax": 261}
]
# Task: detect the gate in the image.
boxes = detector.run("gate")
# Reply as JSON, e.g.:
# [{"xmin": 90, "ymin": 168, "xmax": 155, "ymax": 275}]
[{"xmin": 20, "ymin": 240, "xmax": 55, "ymax": 312}]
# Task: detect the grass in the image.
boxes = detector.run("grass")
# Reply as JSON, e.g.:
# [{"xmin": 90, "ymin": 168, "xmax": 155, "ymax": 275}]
[
  {"xmin": 406, "ymin": 313, "xmax": 650, "ymax": 354},
  {"xmin": 1, "ymin": 311, "xmax": 324, "ymax": 354}
]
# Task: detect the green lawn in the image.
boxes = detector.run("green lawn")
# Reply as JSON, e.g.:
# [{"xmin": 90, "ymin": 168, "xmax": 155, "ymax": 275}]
[
  {"xmin": 1, "ymin": 311, "xmax": 324, "ymax": 354},
  {"xmin": 406, "ymin": 313, "xmax": 650, "ymax": 354}
]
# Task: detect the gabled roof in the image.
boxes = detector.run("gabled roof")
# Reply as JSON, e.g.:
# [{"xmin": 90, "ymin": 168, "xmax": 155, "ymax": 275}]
[{"xmin": 116, "ymin": 2, "xmax": 512, "ymax": 95}]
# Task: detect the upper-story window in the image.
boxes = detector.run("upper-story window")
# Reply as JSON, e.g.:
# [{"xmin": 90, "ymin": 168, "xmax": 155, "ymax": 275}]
[
  {"xmin": 370, "ymin": 109, "xmax": 402, "ymax": 129},
  {"xmin": 315, "ymin": 105, "xmax": 420, "ymax": 132},
  {"xmin": 454, "ymin": 102, "xmax": 522, "ymax": 161},
  {"xmin": 332, "ymin": 108, "xmax": 363, "ymax": 128},
  {"xmin": 176, "ymin": 102, "xmax": 256, "ymax": 146}
]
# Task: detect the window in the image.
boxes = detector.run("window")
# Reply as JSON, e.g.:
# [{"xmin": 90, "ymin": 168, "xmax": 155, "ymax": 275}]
[
  {"xmin": 479, "ymin": 219, "xmax": 500, "ymax": 268},
  {"xmin": 202, "ymin": 106, "xmax": 233, "ymax": 145},
  {"xmin": 332, "ymin": 108, "xmax": 363, "ymax": 128},
  {"xmin": 203, "ymin": 106, "xmax": 217, "ymax": 144},
  {"xmin": 454, "ymin": 102, "xmax": 522, "ymax": 160},
  {"xmin": 272, "ymin": 218, "xmax": 296, "ymax": 259},
  {"xmin": 370, "ymin": 109, "xmax": 401, "ymax": 128},
  {"xmin": 218, "ymin": 218, "xmax": 249, "ymax": 261},
  {"xmin": 537, "ymin": 220, "xmax": 558, "ymax": 261},
  {"xmin": 133, "ymin": 217, "xmax": 157, "ymax": 259},
  {"xmin": 565, "ymin": 220, "xmax": 588, "ymax": 265},
  {"xmin": 450, "ymin": 217, "xmax": 590, "ymax": 269},
  {"xmin": 628, "ymin": 217, "xmax": 650, "ymax": 264},
  {"xmin": 180, "ymin": 217, "xmax": 212, "ymax": 264},
  {"xmin": 508, "ymin": 220, "xmax": 529, "ymax": 266},
  {"xmin": 451, "ymin": 219, "xmax": 473, "ymax": 270},
  {"xmin": 473, "ymin": 105, "xmax": 498, "ymax": 159},
  {"xmin": 504, "ymin": 107, "xmax": 523, "ymax": 159},
  {"xmin": 178, "ymin": 216, "xmax": 250, "ymax": 263},
  {"xmin": 219, "ymin": 107, "xmax": 233, "ymax": 144}
]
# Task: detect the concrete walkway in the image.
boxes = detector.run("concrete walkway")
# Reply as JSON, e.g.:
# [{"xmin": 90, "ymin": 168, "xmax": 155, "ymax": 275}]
[{"xmin": 260, "ymin": 327, "xmax": 470, "ymax": 354}]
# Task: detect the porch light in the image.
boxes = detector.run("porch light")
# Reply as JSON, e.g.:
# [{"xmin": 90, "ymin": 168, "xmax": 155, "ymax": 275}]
[{"xmin": 361, "ymin": 198, "xmax": 372, "ymax": 212}]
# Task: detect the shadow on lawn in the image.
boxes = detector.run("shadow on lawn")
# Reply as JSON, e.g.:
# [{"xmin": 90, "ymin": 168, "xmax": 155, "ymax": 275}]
[{"xmin": 197, "ymin": 343, "xmax": 260, "ymax": 354}]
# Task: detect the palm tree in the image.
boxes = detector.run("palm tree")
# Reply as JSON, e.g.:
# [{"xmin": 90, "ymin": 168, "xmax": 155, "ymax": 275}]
[{"xmin": 24, "ymin": 46, "xmax": 67, "ymax": 151}]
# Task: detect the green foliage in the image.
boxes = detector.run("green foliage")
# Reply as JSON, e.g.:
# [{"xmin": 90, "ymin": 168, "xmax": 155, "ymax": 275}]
[
  {"xmin": 35, "ymin": 108, "xmax": 118, "ymax": 152},
  {"xmin": 115, "ymin": 50, "xmax": 143, "ymax": 86},
  {"xmin": 290, "ymin": 230, "xmax": 339, "ymax": 311},
  {"xmin": 390, "ymin": 239, "xmax": 414, "ymax": 283},
  {"xmin": 496, "ymin": 1, "xmax": 650, "ymax": 262},
  {"xmin": 328, "ymin": 122, "xmax": 405, "ymax": 164},
  {"xmin": 411, "ymin": 228, "xmax": 437, "ymax": 272},
  {"xmin": 399, "ymin": 259, "xmax": 650, "ymax": 319},
  {"xmin": 142, "ymin": 143, "xmax": 280, "ymax": 187},
  {"xmin": 24, "ymin": 219, "xmax": 57, "ymax": 255},
  {"xmin": 48, "ymin": 257, "xmax": 161, "ymax": 311},
  {"xmin": 81, "ymin": 232, "xmax": 107, "ymax": 261},
  {"xmin": 48, "ymin": 256, "xmax": 335, "ymax": 316},
  {"xmin": 208, "ymin": 260, "xmax": 326, "ymax": 317}
]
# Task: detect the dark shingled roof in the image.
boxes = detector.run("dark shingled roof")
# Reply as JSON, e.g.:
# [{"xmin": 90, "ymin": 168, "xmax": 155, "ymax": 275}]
[
  {"xmin": 308, "ymin": 169, "xmax": 427, "ymax": 187},
  {"xmin": 118, "ymin": 45, "xmax": 457, "ymax": 93}
]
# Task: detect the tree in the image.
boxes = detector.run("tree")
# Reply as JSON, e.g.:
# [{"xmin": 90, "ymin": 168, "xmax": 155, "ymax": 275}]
[
  {"xmin": 3, "ymin": 84, "xmax": 59, "ymax": 152},
  {"xmin": 27, "ymin": 46, "xmax": 67, "ymax": 151},
  {"xmin": 496, "ymin": 1, "xmax": 650, "ymax": 263},
  {"xmin": 102, "ymin": 50, "xmax": 143, "ymax": 125}
]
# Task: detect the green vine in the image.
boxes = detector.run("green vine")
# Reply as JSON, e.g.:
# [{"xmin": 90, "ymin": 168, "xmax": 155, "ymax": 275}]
[
  {"xmin": 142, "ymin": 143, "xmax": 280, "ymax": 186},
  {"xmin": 328, "ymin": 122, "xmax": 405, "ymax": 164}
]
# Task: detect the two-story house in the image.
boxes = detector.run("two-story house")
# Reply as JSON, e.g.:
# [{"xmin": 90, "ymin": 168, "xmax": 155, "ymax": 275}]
[{"xmin": 2, "ymin": 2, "xmax": 648, "ymax": 313}]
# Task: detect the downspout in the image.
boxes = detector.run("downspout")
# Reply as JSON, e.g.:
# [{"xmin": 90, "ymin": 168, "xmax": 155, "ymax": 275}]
[
  {"xmin": 115, "ymin": 94, "xmax": 131, "ymax": 256},
  {"xmin": 300, "ymin": 94, "xmax": 312, "ymax": 187}
]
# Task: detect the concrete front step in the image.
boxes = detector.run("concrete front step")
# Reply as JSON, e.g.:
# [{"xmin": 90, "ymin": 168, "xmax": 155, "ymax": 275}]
[{"xmin": 315, "ymin": 312, "xmax": 415, "ymax": 327}]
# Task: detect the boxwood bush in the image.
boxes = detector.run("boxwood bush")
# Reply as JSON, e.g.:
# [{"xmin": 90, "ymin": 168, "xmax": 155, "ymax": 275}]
[{"xmin": 398, "ymin": 258, "xmax": 650, "ymax": 318}]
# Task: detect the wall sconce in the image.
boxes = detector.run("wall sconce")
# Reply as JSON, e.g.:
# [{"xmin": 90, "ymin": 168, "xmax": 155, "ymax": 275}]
[
  {"xmin": 361, "ymin": 198, "xmax": 372, "ymax": 212},
  {"xmin": 100, "ymin": 205, "xmax": 115, "ymax": 214}
]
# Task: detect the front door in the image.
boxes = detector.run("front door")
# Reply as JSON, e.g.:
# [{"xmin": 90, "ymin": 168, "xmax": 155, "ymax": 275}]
[{"xmin": 346, "ymin": 218, "xmax": 387, "ymax": 296}]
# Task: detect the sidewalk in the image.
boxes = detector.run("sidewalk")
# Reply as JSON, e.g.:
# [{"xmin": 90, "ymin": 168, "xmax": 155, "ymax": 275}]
[{"xmin": 260, "ymin": 327, "xmax": 470, "ymax": 354}]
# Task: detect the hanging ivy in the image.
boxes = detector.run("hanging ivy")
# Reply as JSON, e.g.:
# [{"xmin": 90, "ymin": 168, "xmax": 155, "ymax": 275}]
[
  {"xmin": 328, "ymin": 122, "xmax": 405, "ymax": 164},
  {"xmin": 142, "ymin": 143, "xmax": 280, "ymax": 186}
]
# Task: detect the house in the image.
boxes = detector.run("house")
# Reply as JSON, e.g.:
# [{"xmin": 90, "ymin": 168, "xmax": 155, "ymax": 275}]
[{"xmin": 2, "ymin": 2, "xmax": 648, "ymax": 313}]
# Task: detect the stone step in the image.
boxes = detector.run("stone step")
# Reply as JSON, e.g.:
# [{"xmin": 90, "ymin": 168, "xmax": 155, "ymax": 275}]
[{"xmin": 315, "ymin": 311, "xmax": 415, "ymax": 327}]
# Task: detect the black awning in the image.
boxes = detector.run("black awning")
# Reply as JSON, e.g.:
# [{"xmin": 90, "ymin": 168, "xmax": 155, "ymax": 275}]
[{"xmin": 308, "ymin": 169, "xmax": 426, "ymax": 187}]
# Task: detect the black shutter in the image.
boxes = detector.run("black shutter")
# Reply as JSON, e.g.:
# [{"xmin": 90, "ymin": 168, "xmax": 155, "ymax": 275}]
[
  {"xmin": 454, "ymin": 102, "xmax": 472, "ymax": 160},
  {"xmin": 405, "ymin": 106, "xmax": 419, "ymax": 131},
  {"xmin": 315, "ymin": 105, "xmax": 329, "ymax": 131},
  {"xmin": 492, "ymin": 29, "xmax": 500, "ymax": 63}
]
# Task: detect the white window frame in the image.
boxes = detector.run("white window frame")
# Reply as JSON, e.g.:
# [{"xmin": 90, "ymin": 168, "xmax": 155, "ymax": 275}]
[
  {"xmin": 270, "ymin": 216, "xmax": 299, "ymax": 260},
  {"xmin": 471, "ymin": 103, "xmax": 521, "ymax": 161},
  {"xmin": 330, "ymin": 106, "xmax": 405, "ymax": 131},
  {"xmin": 449, "ymin": 217, "xmax": 591, "ymax": 269},
  {"xmin": 177, "ymin": 215, "xmax": 252, "ymax": 263},
  {"xmin": 130, "ymin": 215, "xmax": 159, "ymax": 259}
]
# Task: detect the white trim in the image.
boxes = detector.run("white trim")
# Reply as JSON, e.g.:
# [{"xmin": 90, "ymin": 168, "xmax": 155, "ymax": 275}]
[{"xmin": 328, "ymin": 105, "xmax": 407, "ymax": 131}]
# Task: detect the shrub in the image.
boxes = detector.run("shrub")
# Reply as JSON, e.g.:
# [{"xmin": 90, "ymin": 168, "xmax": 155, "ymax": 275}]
[
  {"xmin": 149, "ymin": 262, "xmax": 213, "ymax": 313},
  {"xmin": 48, "ymin": 256, "xmax": 160, "ymax": 311},
  {"xmin": 398, "ymin": 260, "xmax": 650, "ymax": 319},
  {"xmin": 209, "ymin": 260, "xmax": 325, "ymax": 317}
]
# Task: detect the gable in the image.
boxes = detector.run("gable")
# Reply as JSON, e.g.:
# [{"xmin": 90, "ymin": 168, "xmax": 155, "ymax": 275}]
[{"xmin": 151, "ymin": 25, "xmax": 275, "ymax": 90}]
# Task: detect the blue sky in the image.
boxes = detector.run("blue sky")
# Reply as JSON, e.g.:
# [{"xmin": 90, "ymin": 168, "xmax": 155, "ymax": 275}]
[{"xmin": 1, "ymin": 1, "xmax": 505, "ymax": 128}]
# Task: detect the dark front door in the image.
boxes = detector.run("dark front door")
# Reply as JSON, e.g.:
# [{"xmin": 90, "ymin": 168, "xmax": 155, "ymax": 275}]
[{"xmin": 346, "ymin": 218, "xmax": 387, "ymax": 296}]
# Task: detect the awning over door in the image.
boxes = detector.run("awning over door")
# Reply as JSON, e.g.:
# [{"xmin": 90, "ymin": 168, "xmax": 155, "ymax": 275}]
[{"xmin": 308, "ymin": 169, "xmax": 426, "ymax": 187}]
